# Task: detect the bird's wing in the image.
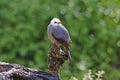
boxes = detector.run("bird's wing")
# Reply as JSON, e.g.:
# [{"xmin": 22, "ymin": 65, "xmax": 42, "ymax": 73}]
[{"xmin": 52, "ymin": 26, "xmax": 70, "ymax": 46}]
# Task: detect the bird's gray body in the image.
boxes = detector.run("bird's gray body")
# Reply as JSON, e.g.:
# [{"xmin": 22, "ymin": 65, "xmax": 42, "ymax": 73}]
[
  {"xmin": 48, "ymin": 24, "xmax": 71, "ymax": 47},
  {"xmin": 47, "ymin": 18, "xmax": 72, "ymax": 64}
]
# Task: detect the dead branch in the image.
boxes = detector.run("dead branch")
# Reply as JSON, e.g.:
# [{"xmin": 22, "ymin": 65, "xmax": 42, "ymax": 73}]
[{"xmin": 48, "ymin": 45, "xmax": 68, "ymax": 74}]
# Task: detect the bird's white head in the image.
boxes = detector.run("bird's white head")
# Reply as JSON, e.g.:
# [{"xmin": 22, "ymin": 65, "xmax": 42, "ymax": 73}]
[{"xmin": 50, "ymin": 18, "xmax": 62, "ymax": 26}]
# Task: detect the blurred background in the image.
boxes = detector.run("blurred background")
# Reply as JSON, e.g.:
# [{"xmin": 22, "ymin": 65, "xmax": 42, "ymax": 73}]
[{"xmin": 0, "ymin": 0, "xmax": 120, "ymax": 80}]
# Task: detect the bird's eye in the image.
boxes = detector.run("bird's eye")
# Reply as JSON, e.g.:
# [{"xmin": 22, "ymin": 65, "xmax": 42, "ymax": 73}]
[{"xmin": 54, "ymin": 21, "xmax": 57, "ymax": 23}]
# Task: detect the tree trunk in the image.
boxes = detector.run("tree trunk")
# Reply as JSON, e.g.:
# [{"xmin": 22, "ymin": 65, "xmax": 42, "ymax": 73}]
[
  {"xmin": 0, "ymin": 62, "xmax": 60, "ymax": 80},
  {"xmin": 0, "ymin": 45, "xmax": 68, "ymax": 80}
]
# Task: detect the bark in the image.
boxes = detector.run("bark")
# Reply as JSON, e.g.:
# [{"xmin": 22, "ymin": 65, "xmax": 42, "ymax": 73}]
[
  {"xmin": 48, "ymin": 45, "xmax": 68, "ymax": 74},
  {"xmin": 0, "ymin": 45, "xmax": 68, "ymax": 80},
  {"xmin": 0, "ymin": 62, "xmax": 60, "ymax": 80}
]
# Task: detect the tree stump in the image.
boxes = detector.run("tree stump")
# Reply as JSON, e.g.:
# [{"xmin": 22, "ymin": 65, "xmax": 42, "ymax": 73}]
[
  {"xmin": 48, "ymin": 45, "xmax": 68, "ymax": 75},
  {"xmin": 0, "ymin": 45, "xmax": 68, "ymax": 80}
]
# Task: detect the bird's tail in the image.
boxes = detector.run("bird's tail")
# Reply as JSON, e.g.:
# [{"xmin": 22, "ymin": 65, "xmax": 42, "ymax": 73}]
[{"xmin": 66, "ymin": 47, "xmax": 72, "ymax": 64}]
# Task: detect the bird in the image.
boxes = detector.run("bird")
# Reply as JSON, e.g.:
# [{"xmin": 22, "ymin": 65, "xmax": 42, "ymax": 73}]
[{"xmin": 47, "ymin": 18, "xmax": 72, "ymax": 64}]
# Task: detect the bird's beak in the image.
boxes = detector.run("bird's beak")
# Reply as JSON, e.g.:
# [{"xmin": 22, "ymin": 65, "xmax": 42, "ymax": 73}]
[{"xmin": 57, "ymin": 22, "xmax": 62, "ymax": 24}]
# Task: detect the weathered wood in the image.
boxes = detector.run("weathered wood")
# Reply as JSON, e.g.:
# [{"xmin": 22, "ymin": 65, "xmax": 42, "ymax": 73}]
[
  {"xmin": 48, "ymin": 45, "xmax": 68, "ymax": 74},
  {"xmin": 0, "ymin": 62, "xmax": 60, "ymax": 80},
  {"xmin": 0, "ymin": 45, "xmax": 68, "ymax": 80}
]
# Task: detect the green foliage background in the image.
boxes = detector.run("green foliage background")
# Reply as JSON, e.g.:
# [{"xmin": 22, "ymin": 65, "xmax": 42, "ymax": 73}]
[{"xmin": 0, "ymin": 0, "xmax": 120, "ymax": 79}]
